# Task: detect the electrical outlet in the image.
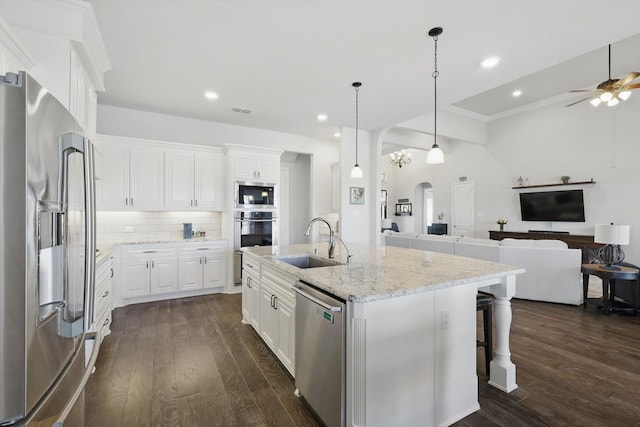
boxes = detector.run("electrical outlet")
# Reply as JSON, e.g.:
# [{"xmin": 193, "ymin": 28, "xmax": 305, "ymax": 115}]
[
  {"xmin": 124, "ymin": 226, "xmax": 134, "ymax": 233},
  {"xmin": 441, "ymin": 309, "xmax": 449, "ymax": 329}
]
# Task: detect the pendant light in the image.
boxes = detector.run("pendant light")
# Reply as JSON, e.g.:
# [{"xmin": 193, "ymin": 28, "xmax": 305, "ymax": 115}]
[
  {"xmin": 350, "ymin": 81, "xmax": 363, "ymax": 178},
  {"xmin": 426, "ymin": 27, "xmax": 444, "ymax": 165}
]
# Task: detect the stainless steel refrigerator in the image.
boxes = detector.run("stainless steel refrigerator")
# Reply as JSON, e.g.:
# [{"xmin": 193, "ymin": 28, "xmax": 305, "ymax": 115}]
[{"xmin": 0, "ymin": 71, "xmax": 97, "ymax": 426}]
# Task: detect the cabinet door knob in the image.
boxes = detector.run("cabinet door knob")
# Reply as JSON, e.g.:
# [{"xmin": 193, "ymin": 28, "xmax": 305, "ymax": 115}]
[
  {"xmin": 125, "ymin": 197, "xmax": 128, "ymax": 206},
  {"xmin": 146, "ymin": 261, "xmax": 149, "ymax": 269},
  {"xmin": 273, "ymin": 295, "xmax": 278, "ymax": 310}
]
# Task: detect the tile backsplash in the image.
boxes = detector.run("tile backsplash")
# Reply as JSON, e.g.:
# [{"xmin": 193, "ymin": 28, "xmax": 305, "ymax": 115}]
[{"xmin": 97, "ymin": 211, "xmax": 222, "ymax": 246}]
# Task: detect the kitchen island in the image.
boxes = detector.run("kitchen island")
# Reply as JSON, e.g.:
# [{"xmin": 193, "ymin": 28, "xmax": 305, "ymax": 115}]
[{"xmin": 243, "ymin": 243, "xmax": 524, "ymax": 427}]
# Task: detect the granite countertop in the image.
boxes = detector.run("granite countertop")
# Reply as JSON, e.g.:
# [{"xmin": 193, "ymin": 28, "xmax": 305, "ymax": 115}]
[
  {"xmin": 244, "ymin": 243, "xmax": 525, "ymax": 303},
  {"xmin": 95, "ymin": 238, "xmax": 227, "ymax": 264}
]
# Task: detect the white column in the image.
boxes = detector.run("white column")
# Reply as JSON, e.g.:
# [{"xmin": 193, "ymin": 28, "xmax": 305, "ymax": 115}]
[{"xmin": 487, "ymin": 274, "xmax": 518, "ymax": 392}]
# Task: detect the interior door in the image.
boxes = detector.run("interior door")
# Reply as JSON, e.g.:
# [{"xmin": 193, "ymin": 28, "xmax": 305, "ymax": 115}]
[{"xmin": 452, "ymin": 181, "xmax": 475, "ymax": 237}]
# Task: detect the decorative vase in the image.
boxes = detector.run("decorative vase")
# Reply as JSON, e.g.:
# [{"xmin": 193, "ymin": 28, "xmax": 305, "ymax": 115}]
[{"xmin": 499, "ymin": 224, "xmax": 504, "ymax": 232}]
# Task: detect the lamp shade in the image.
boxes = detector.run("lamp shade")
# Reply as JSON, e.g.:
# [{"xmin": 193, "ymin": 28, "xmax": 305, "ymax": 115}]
[
  {"xmin": 426, "ymin": 145, "xmax": 444, "ymax": 164},
  {"xmin": 594, "ymin": 224, "xmax": 630, "ymax": 245}
]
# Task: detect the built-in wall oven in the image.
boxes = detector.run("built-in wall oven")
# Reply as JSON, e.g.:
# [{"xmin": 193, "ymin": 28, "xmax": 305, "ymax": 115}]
[
  {"xmin": 235, "ymin": 181, "xmax": 277, "ymax": 210},
  {"xmin": 234, "ymin": 210, "xmax": 277, "ymax": 284}
]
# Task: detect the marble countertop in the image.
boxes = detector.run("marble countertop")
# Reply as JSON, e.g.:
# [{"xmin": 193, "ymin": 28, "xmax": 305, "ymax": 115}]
[{"xmin": 244, "ymin": 243, "xmax": 525, "ymax": 303}]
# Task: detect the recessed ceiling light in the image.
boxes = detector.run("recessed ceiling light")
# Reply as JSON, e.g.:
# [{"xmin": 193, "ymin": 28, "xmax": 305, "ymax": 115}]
[
  {"xmin": 334, "ymin": 132, "xmax": 341, "ymax": 138},
  {"xmin": 481, "ymin": 56, "xmax": 500, "ymax": 69},
  {"xmin": 204, "ymin": 91, "xmax": 218, "ymax": 100},
  {"xmin": 317, "ymin": 114, "xmax": 328, "ymax": 121},
  {"xmin": 512, "ymin": 90, "xmax": 522, "ymax": 97}
]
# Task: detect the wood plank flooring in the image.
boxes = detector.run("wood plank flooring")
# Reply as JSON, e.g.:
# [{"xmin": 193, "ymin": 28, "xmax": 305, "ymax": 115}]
[{"xmin": 85, "ymin": 294, "xmax": 640, "ymax": 426}]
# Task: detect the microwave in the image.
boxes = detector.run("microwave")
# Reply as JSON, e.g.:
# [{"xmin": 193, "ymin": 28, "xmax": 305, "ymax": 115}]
[{"xmin": 235, "ymin": 181, "xmax": 277, "ymax": 209}]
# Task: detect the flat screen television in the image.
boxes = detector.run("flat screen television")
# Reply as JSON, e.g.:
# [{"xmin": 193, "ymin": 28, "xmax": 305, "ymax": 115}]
[{"xmin": 519, "ymin": 189, "xmax": 585, "ymax": 222}]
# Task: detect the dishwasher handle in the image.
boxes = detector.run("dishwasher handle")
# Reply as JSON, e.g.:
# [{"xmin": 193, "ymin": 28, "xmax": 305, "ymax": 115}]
[{"xmin": 293, "ymin": 284, "xmax": 342, "ymax": 312}]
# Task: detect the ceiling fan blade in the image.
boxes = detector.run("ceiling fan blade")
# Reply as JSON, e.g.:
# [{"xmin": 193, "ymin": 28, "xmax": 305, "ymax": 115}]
[
  {"xmin": 617, "ymin": 72, "xmax": 640, "ymax": 87},
  {"xmin": 565, "ymin": 96, "xmax": 593, "ymax": 107},
  {"xmin": 569, "ymin": 89, "xmax": 596, "ymax": 93},
  {"xmin": 624, "ymin": 83, "xmax": 640, "ymax": 90}
]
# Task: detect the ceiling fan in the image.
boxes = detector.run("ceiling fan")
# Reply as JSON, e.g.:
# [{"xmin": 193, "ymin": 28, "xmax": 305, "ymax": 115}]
[{"xmin": 566, "ymin": 44, "xmax": 640, "ymax": 107}]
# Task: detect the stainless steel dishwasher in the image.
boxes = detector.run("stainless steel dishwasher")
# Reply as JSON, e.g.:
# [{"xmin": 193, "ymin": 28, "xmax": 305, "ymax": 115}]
[{"xmin": 293, "ymin": 280, "xmax": 346, "ymax": 427}]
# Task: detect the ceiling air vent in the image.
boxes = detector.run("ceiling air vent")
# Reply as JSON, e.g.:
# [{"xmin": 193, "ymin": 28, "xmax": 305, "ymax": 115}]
[{"xmin": 231, "ymin": 106, "xmax": 252, "ymax": 114}]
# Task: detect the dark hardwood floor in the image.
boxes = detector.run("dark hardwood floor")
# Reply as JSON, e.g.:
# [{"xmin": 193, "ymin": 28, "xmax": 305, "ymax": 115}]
[{"xmin": 85, "ymin": 294, "xmax": 640, "ymax": 426}]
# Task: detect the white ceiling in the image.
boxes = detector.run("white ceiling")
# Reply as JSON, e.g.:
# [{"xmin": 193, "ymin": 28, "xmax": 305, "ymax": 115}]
[{"xmin": 88, "ymin": 0, "xmax": 640, "ymax": 142}]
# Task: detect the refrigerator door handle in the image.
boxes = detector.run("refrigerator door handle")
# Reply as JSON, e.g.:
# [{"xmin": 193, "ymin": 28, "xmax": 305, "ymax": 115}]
[{"xmin": 56, "ymin": 133, "xmax": 95, "ymax": 338}]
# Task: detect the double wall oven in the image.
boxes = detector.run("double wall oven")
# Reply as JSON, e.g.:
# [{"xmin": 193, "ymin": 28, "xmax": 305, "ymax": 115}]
[{"xmin": 234, "ymin": 182, "xmax": 277, "ymax": 284}]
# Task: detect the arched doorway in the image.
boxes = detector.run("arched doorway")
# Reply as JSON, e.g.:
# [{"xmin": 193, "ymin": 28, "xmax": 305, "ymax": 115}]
[{"xmin": 413, "ymin": 182, "xmax": 433, "ymax": 234}]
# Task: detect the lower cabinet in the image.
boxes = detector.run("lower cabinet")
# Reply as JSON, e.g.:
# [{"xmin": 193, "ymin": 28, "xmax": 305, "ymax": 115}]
[
  {"xmin": 117, "ymin": 241, "xmax": 227, "ymax": 306},
  {"xmin": 242, "ymin": 266, "xmax": 261, "ymax": 330},
  {"xmin": 121, "ymin": 245, "xmax": 179, "ymax": 298},
  {"xmin": 93, "ymin": 254, "xmax": 113, "ymax": 342},
  {"xmin": 257, "ymin": 264, "xmax": 296, "ymax": 375},
  {"xmin": 178, "ymin": 242, "xmax": 226, "ymax": 290}
]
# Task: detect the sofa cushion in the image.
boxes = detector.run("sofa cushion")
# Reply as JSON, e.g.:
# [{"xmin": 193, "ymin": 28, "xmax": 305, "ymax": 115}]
[
  {"xmin": 457, "ymin": 236, "xmax": 499, "ymax": 246},
  {"xmin": 415, "ymin": 234, "xmax": 459, "ymax": 242}
]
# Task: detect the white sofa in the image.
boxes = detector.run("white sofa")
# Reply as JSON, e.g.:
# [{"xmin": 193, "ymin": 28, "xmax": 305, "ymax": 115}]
[{"xmin": 383, "ymin": 232, "xmax": 583, "ymax": 305}]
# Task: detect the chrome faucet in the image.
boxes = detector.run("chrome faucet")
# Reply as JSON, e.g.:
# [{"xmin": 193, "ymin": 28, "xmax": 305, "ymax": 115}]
[{"xmin": 304, "ymin": 217, "xmax": 335, "ymax": 259}]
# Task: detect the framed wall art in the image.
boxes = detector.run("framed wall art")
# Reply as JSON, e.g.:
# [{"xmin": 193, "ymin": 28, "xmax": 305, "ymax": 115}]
[{"xmin": 350, "ymin": 187, "xmax": 364, "ymax": 205}]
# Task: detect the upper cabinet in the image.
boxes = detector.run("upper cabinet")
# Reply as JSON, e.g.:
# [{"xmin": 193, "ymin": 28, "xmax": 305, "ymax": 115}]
[
  {"xmin": 95, "ymin": 136, "xmax": 164, "ymax": 210},
  {"xmin": 0, "ymin": 1, "xmax": 111, "ymax": 138},
  {"xmin": 227, "ymin": 145, "xmax": 282, "ymax": 183},
  {"xmin": 96, "ymin": 134, "xmax": 224, "ymax": 212},
  {"xmin": 165, "ymin": 148, "xmax": 223, "ymax": 211}
]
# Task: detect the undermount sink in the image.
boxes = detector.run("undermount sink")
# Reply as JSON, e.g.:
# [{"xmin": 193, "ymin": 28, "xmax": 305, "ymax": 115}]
[{"xmin": 275, "ymin": 254, "xmax": 344, "ymax": 269}]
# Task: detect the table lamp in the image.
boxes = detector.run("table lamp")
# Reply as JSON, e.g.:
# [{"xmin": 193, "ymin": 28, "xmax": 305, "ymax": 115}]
[{"xmin": 594, "ymin": 223, "xmax": 630, "ymax": 270}]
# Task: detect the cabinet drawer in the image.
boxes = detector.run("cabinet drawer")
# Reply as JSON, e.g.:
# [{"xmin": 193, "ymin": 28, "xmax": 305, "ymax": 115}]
[
  {"xmin": 121, "ymin": 245, "xmax": 178, "ymax": 258},
  {"xmin": 243, "ymin": 256, "xmax": 260, "ymax": 278},
  {"xmin": 261, "ymin": 264, "xmax": 295, "ymax": 300},
  {"xmin": 179, "ymin": 241, "xmax": 226, "ymax": 256}
]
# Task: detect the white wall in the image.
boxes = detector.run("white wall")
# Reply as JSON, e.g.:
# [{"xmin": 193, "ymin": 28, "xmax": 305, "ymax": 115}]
[
  {"xmin": 340, "ymin": 126, "xmax": 372, "ymax": 244},
  {"xmin": 380, "ymin": 93, "xmax": 640, "ymax": 263},
  {"xmin": 282, "ymin": 155, "xmax": 311, "ymax": 243},
  {"xmin": 97, "ymin": 104, "xmax": 339, "ymax": 218}
]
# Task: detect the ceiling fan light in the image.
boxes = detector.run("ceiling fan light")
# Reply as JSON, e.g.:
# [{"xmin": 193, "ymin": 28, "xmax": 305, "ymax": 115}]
[
  {"xmin": 590, "ymin": 97, "xmax": 602, "ymax": 107},
  {"xmin": 607, "ymin": 97, "xmax": 619, "ymax": 107},
  {"xmin": 600, "ymin": 91, "xmax": 613, "ymax": 102},
  {"xmin": 619, "ymin": 90, "xmax": 632, "ymax": 101},
  {"xmin": 426, "ymin": 144, "xmax": 444, "ymax": 164}
]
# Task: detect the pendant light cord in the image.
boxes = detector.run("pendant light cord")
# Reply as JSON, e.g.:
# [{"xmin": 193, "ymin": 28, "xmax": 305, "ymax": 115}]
[
  {"xmin": 608, "ymin": 44, "xmax": 611, "ymax": 80},
  {"xmin": 352, "ymin": 82, "xmax": 362, "ymax": 166},
  {"xmin": 432, "ymin": 34, "xmax": 439, "ymax": 147},
  {"xmin": 355, "ymin": 84, "xmax": 360, "ymax": 163}
]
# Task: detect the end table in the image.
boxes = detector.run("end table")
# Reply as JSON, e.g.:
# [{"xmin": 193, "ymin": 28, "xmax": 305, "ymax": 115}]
[{"xmin": 582, "ymin": 263, "xmax": 639, "ymax": 314}]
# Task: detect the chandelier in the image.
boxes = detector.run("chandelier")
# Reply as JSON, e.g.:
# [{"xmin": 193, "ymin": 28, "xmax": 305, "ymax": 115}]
[{"xmin": 389, "ymin": 150, "xmax": 412, "ymax": 168}]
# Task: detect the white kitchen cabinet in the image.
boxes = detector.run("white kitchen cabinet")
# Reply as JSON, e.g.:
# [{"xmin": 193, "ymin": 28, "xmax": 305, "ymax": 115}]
[
  {"xmin": 69, "ymin": 47, "xmax": 97, "ymax": 139},
  {"xmin": 259, "ymin": 263, "xmax": 296, "ymax": 375},
  {"xmin": 96, "ymin": 137, "xmax": 164, "ymax": 211},
  {"xmin": 242, "ymin": 254, "xmax": 261, "ymax": 331},
  {"xmin": 121, "ymin": 245, "xmax": 178, "ymax": 299},
  {"xmin": 93, "ymin": 254, "xmax": 113, "ymax": 342},
  {"xmin": 227, "ymin": 145, "xmax": 282, "ymax": 183},
  {"xmin": 260, "ymin": 282, "xmax": 278, "ymax": 350},
  {"xmin": 114, "ymin": 241, "xmax": 228, "ymax": 307},
  {"xmin": 178, "ymin": 242, "xmax": 226, "ymax": 290},
  {"xmin": 165, "ymin": 148, "xmax": 223, "ymax": 210}
]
